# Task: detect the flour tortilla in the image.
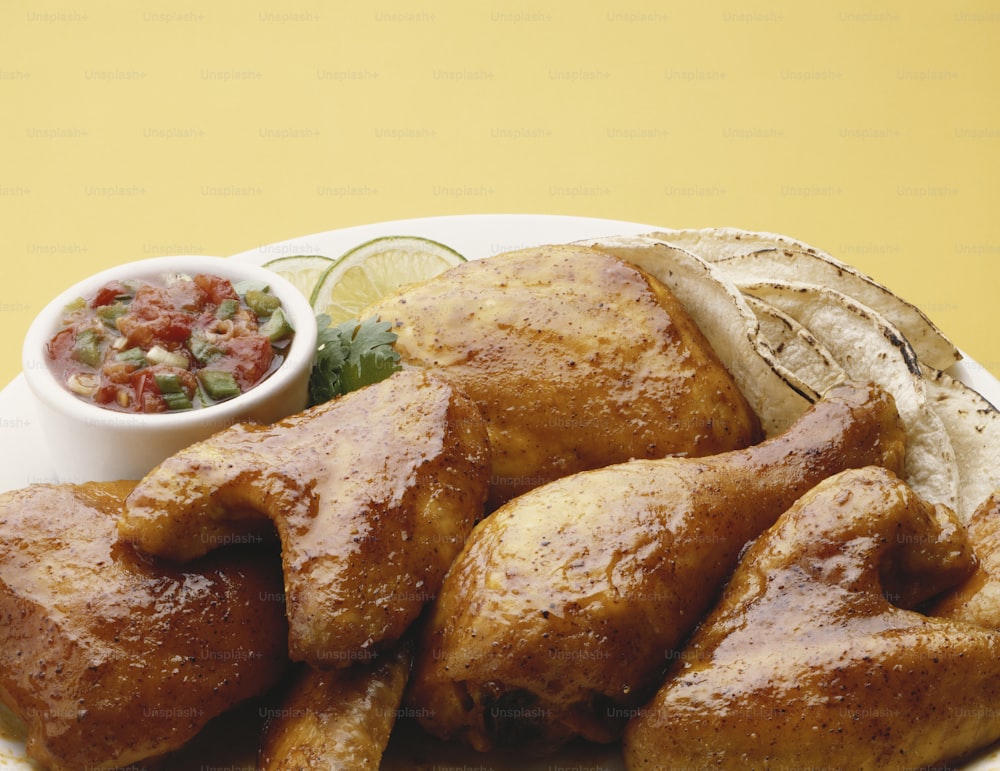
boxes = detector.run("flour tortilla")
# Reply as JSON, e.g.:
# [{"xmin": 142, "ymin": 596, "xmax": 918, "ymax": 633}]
[
  {"xmin": 743, "ymin": 295, "xmax": 846, "ymax": 397},
  {"xmin": 712, "ymin": 247, "xmax": 960, "ymax": 371},
  {"xmin": 922, "ymin": 364, "xmax": 1000, "ymax": 522},
  {"xmin": 580, "ymin": 235, "xmax": 813, "ymax": 436},
  {"xmin": 741, "ymin": 280, "xmax": 959, "ymax": 511}
]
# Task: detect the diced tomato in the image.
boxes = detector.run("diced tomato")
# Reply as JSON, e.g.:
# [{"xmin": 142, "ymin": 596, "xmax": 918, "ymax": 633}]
[
  {"xmin": 117, "ymin": 285, "xmax": 197, "ymax": 346},
  {"xmin": 102, "ymin": 359, "xmax": 138, "ymax": 385},
  {"xmin": 93, "ymin": 383, "xmax": 119, "ymax": 405},
  {"xmin": 194, "ymin": 274, "xmax": 239, "ymax": 305},
  {"xmin": 217, "ymin": 336, "xmax": 274, "ymax": 389},
  {"xmin": 46, "ymin": 326, "xmax": 78, "ymax": 362},
  {"xmin": 131, "ymin": 370, "xmax": 166, "ymax": 413},
  {"xmin": 90, "ymin": 281, "xmax": 132, "ymax": 308},
  {"xmin": 165, "ymin": 279, "xmax": 208, "ymax": 313}
]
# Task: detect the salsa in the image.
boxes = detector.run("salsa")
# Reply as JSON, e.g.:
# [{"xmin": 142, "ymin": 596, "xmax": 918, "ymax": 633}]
[{"xmin": 47, "ymin": 272, "xmax": 295, "ymax": 413}]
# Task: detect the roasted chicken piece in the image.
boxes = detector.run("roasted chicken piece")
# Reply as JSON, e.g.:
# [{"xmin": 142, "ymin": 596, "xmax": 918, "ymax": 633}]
[
  {"xmin": 120, "ymin": 369, "xmax": 491, "ymax": 667},
  {"xmin": 0, "ymin": 481, "xmax": 288, "ymax": 771},
  {"xmin": 365, "ymin": 243, "xmax": 762, "ymax": 508},
  {"xmin": 406, "ymin": 382, "xmax": 906, "ymax": 751},
  {"xmin": 259, "ymin": 643, "xmax": 412, "ymax": 770},
  {"xmin": 623, "ymin": 466, "xmax": 1000, "ymax": 770},
  {"xmin": 934, "ymin": 491, "xmax": 1000, "ymax": 628}
]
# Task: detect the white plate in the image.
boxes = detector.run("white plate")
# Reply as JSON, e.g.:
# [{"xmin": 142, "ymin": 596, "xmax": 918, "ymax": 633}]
[{"xmin": 1, "ymin": 214, "xmax": 999, "ymax": 769}]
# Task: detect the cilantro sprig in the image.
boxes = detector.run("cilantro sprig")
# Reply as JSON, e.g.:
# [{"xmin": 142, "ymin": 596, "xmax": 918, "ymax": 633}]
[{"xmin": 308, "ymin": 315, "xmax": 402, "ymax": 406}]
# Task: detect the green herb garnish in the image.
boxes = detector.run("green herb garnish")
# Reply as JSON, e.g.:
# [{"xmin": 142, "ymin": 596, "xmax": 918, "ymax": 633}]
[{"xmin": 308, "ymin": 315, "xmax": 401, "ymax": 406}]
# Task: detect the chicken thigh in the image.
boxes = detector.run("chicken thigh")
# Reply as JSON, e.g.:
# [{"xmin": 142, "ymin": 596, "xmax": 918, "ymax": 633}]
[
  {"xmin": 365, "ymin": 243, "xmax": 762, "ymax": 508},
  {"xmin": 406, "ymin": 382, "xmax": 906, "ymax": 751},
  {"xmin": 624, "ymin": 466, "xmax": 1000, "ymax": 770},
  {"xmin": 0, "ymin": 481, "xmax": 288, "ymax": 771},
  {"xmin": 120, "ymin": 369, "xmax": 491, "ymax": 667}
]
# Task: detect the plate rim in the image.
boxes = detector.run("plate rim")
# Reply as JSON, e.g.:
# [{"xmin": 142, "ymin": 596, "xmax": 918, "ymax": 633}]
[
  {"xmin": 1, "ymin": 213, "xmax": 999, "ymax": 769},
  {"xmin": 3, "ymin": 212, "xmax": 1000, "ymax": 492}
]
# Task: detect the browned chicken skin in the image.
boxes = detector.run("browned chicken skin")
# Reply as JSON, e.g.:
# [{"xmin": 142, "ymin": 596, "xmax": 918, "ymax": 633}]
[
  {"xmin": 365, "ymin": 244, "xmax": 763, "ymax": 508},
  {"xmin": 0, "ymin": 481, "xmax": 288, "ymax": 771},
  {"xmin": 119, "ymin": 369, "xmax": 491, "ymax": 667},
  {"xmin": 259, "ymin": 643, "xmax": 412, "ymax": 770},
  {"xmin": 406, "ymin": 382, "xmax": 906, "ymax": 752},
  {"xmin": 934, "ymin": 491, "xmax": 1000, "ymax": 628},
  {"xmin": 623, "ymin": 466, "xmax": 1000, "ymax": 770}
]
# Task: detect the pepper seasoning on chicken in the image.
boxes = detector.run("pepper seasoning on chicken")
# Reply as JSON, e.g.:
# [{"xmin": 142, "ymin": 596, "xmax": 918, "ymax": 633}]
[
  {"xmin": 625, "ymin": 467, "xmax": 1000, "ymax": 770},
  {"xmin": 406, "ymin": 382, "xmax": 906, "ymax": 751},
  {"xmin": 120, "ymin": 369, "xmax": 491, "ymax": 668},
  {"xmin": 0, "ymin": 480, "xmax": 288, "ymax": 771},
  {"xmin": 364, "ymin": 243, "xmax": 763, "ymax": 509},
  {"xmin": 933, "ymin": 490, "xmax": 1000, "ymax": 628}
]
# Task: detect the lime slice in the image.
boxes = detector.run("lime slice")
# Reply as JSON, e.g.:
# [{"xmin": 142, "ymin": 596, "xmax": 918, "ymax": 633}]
[
  {"xmin": 311, "ymin": 236, "xmax": 465, "ymax": 323},
  {"xmin": 261, "ymin": 255, "xmax": 334, "ymax": 300}
]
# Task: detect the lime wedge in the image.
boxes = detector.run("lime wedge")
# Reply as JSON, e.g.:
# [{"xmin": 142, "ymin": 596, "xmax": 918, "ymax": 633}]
[
  {"xmin": 311, "ymin": 236, "xmax": 465, "ymax": 323},
  {"xmin": 261, "ymin": 255, "xmax": 334, "ymax": 300}
]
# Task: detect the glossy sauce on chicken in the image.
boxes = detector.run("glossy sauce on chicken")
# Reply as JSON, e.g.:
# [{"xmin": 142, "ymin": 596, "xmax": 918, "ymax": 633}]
[
  {"xmin": 625, "ymin": 467, "xmax": 1000, "ymax": 770},
  {"xmin": 0, "ymin": 481, "xmax": 288, "ymax": 770},
  {"xmin": 365, "ymin": 244, "xmax": 763, "ymax": 508},
  {"xmin": 406, "ymin": 383, "xmax": 907, "ymax": 752},
  {"xmin": 120, "ymin": 369, "xmax": 492, "ymax": 668}
]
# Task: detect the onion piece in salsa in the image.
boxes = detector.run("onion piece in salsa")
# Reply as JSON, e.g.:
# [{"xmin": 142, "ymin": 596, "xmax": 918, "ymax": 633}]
[{"xmin": 46, "ymin": 272, "xmax": 295, "ymax": 413}]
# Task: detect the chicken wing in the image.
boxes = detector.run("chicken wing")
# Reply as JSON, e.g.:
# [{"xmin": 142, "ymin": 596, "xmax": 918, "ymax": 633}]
[
  {"xmin": 364, "ymin": 243, "xmax": 762, "ymax": 508},
  {"xmin": 623, "ymin": 466, "xmax": 1000, "ymax": 770},
  {"xmin": 406, "ymin": 382, "xmax": 906, "ymax": 751},
  {"xmin": 0, "ymin": 480, "xmax": 288, "ymax": 771},
  {"xmin": 119, "ymin": 369, "xmax": 491, "ymax": 667},
  {"xmin": 259, "ymin": 643, "xmax": 411, "ymax": 770}
]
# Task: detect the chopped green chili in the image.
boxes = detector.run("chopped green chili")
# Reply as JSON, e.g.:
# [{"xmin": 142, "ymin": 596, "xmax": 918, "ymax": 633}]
[
  {"xmin": 154, "ymin": 372, "xmax": 193, "ymax": 411},
  {"xmin": 198, "ymin": 370, "xmax": 241, "ymax": 401},
  {"xmin": 215, "ymin": 298, "xmax": 239, "ymax": 320},
  {"xmin": 260, "ymin": 307, "xmax": 294, "ymax": 342},
  {"xmin": 115, "ymin": 347, "xmax": 147, "ymax": 368},
  {"xmin": 162, "ymin": 391, "xmax": 193, "ymax": 410},
  {"xmin": 188, "ymin": 331, "xmax": 221, "ymax": 365},
  {"xmin": 154, "ymin": 372, "xmax": 183, "ymax": 393},
  {"xmin": 245, "ymin": 289, "xmax": 282, "ymax": 317},
  {"xmin": 96, "ymin": 302, "xmax": 129, "ymax": 327},
  {"xmin": 233, "ymin": 279, "xmax": 269, "ymax": 296},
  {"xmin": 72, "ymin": 328, "xmax": 104, "ymax": 368}
]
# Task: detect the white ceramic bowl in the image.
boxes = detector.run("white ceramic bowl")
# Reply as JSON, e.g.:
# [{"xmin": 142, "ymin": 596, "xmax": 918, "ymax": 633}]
[{"xmin": 22, "ymin": 255, "xmax": 317, "ymax": 483}]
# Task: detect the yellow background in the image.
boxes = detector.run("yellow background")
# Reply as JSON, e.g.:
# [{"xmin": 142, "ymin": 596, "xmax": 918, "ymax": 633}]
[{"xmin": 2, "ymin": 0, "xmax": 998, "ymax": 389}]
